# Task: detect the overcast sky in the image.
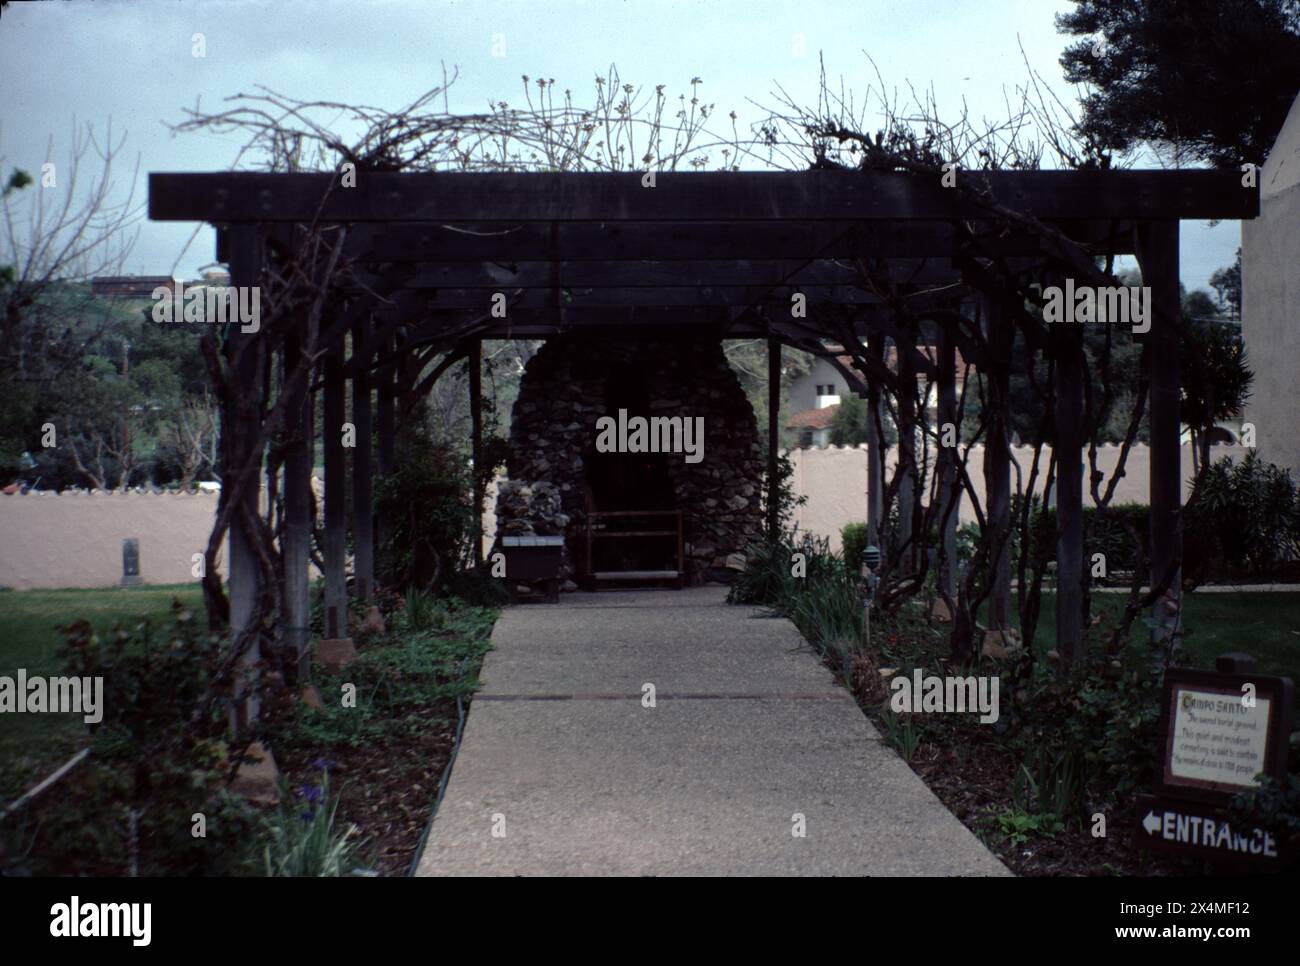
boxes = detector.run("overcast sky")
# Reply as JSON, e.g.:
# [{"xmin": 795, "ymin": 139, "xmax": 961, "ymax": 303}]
[{"xmin": 1, "ymin": 0, "xmax": 1240, "ymax": 287}]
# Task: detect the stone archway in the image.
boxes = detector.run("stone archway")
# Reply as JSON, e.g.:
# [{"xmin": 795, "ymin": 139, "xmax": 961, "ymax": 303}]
[{"xmin": 500, "ymin": 335, "xmax": 766, "ymax": 583}]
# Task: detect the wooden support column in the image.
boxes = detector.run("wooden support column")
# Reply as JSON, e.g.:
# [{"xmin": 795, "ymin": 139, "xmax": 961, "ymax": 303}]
[
  {"xmin": 224, "ymin": 224, "xmax": 264, "ymax": 734},
  {"xmin": 896, "ymin": 331, "xmax": 918, "ymax": 571},
  {"xmin": 322, "ymin": 342, "xmax": 349, "ymax": 641},
  {"xmin": 982, "ymin": 296, "xmax": 1013, "ymax": 630},
  {"xmin": 936, "ymin": 326, "xmax": 958, "ymax": 600},
  {"xmin": 1137, "ymin": 220, "xmax": 1183, "ymax": 647},
  {"xmin": 469, "ymin": 339, "xmax": 484, "ymax": 567},
  {"xmin": 767, "ymin": 336, "xmax": 781, "ymax": 540},
  {"xmin": 866, "ymin": 335, "xmax": 885, "ymax": 549},
  {"xmin": 282, "ymin": 326, "xmax": 314, "ymax": 682},
  {"xmin": 1054, "ymin": 314, "xmax": 1086, "ymax": 664},
  {"xmin": 376, "ymin": 330, "xmax": 396, "ymax": 587},
  {"xmin": 352, "ymin": 315, "xmax": 374, "ymax": 601}
]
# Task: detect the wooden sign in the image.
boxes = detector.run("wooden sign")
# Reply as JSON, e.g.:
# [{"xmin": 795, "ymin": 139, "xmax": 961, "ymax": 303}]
[
  {"xmin": 1156, "ymin": 664, "xmax": 1293, "ymax": 804},
  {"xmin": 1135, "ymin": 793, "xmax": 1285, "ymax": 866}
]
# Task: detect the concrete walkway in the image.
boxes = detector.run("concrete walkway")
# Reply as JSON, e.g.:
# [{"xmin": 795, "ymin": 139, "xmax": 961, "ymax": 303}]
[{"xmin": 416, "ymin": 587, "xmax": 1008, "ymax": 876}]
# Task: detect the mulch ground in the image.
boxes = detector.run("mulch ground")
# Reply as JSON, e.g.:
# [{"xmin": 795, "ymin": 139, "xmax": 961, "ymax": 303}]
[
  {"xmin": 898, "ymin": 729, "xmax": 1182, "ymax": 876},
  {"xmin": 275, "ymin": 702, "xmax": 462, "ymax": 877}
]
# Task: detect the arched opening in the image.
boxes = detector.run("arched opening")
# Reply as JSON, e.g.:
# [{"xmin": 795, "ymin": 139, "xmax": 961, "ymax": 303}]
[{"xmin": 584, "ymin": 363, "xmax": 677, "ymax": 573}]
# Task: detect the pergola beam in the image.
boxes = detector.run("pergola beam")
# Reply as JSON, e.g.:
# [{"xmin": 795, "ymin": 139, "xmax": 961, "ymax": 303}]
[
  {"xmin": 348, "ymin": 219, "xmax": 1144, "ymax": 261},
  {"xmin": 151, "ymin": 170, "xmax": 1255, "ymax": 223}
]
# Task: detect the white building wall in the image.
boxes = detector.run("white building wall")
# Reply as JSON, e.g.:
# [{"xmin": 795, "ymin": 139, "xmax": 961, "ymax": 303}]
[{"xmin": 1242, "ymin": 92, "xmax": 1300, "ymax": 475}]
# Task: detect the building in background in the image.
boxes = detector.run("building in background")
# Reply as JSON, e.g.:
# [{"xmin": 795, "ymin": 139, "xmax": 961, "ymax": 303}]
[{"xmin": 1242, "ymin": 91, "xmax": 1300, "ymax": 475}]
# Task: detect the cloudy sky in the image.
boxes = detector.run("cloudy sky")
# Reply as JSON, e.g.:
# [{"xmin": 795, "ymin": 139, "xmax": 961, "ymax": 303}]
[{"xmin": 1, "ymin": 0, "xmax": 1240, "ymax": 286}]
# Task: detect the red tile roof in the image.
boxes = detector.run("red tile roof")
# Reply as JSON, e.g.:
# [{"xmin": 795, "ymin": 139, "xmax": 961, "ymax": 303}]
[{"xmin": 786, "ymin": 405, "xmax": 839, "ymax": 429}]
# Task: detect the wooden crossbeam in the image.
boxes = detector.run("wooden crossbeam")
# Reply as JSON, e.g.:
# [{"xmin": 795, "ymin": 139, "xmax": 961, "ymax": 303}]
[
  {"xmin": 150, "ymin": 170, "xmax": 1256, "ymax": 224},
  {"xmin": 376, "ymin": 283, "xmax": 962, "ymax": 310},
  {"xmin": 347, "ymin": 219, "xmax": 1143, "ymax": 261},
  {"xmin": 345, "ymin": 257, "xmax": 962, "ymax": 290}
]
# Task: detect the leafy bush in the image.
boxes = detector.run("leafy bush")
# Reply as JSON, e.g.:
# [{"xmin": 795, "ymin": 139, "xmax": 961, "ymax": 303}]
[
  {"xmin": 994, "ymin": 808, "xmax": 1064, "ymax": 846},
  {"xmin": 759, "ymin": 451, "xmax": 808, "ymax": 534},
  {"xmin": 1185, "ymin": 452, "xmax": 1300, "ymax": 581},
  {"xmin": 375, "ymin": 427, "xmax": 474, "ymax": 593},
  {"xmin": 728, "ymin": 530, "xmax": 863, "ymax": 685},
  {"xmin": 8, "ymin": 604, "xmax": 264, "ymax": 875},
  {"xmin": 1229, "ymin": 774, "xmax": 1300, "ymax": 858},
  {"xmin": 1082, "ymin": 503, "xmax": 1149, "ymax": 577},
  {"xmin": 1005, "ymin": 643, "xmax": 1165, "ymax": 810},
  {"xmin": 841, "ymin": 522, "xmax": 870, "ymax": 574}
]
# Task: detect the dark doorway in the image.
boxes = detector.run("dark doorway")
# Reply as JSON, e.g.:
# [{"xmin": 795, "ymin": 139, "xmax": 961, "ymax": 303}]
[{"xmin": 585, "ymin": 364, "xmax": 677, "ymax": 572}]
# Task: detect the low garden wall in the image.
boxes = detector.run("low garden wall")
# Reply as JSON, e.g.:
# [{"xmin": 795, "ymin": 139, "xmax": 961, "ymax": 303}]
[{"xmin": 788, "ymin": 442, "xmax": 1252, "ymax": 552}]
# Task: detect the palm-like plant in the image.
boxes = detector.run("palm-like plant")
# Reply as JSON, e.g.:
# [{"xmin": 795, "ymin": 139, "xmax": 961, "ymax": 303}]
[{"xmin": 1180, "ymin": 320, "xmax": 1253, "ymax": 477}]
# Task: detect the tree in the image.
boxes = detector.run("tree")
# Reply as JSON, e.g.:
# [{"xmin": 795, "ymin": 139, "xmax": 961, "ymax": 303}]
[
  {"xmin": 1, "ymin": 120, "xmax": 142, "ymax": 482},
  {"xmin": 1210, "ymin": 249, "xmax": 1242, "ymax": 320},
  {"xmin": 828, "ymin": 392, "xmax": 898, "ymax": 447},
  {"xmin": 1181, "ymin": 321, "xmax": 1253, "ymax": 477},
  {"xmin": 1058, "ymin": 0, "xmax": 1300, "ymax": 166},
  {"xmin": 829, "ymin": 392, "xmax": 869, "ymax": 446}
]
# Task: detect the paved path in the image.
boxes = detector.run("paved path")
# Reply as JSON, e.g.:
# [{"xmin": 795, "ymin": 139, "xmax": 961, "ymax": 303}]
[{"xmin": 416, "ymin": 587, "xmax": 1008, "ymax": 876}]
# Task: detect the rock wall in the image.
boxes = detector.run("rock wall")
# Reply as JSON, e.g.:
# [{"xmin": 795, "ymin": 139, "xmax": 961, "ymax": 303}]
[{"xmin": 501, "ymin": 337, "xmax": 765, "ymax": 581}]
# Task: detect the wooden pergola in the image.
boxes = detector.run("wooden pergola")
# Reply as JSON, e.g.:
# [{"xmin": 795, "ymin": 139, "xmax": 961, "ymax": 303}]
[{"xmin": 149, "ymin": 168, "xmax": 1256, "ymax": 728}]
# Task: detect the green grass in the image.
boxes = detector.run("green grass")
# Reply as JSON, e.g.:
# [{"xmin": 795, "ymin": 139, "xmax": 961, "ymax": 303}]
[
  {"xmin": 1012, "ymin": 591, "xmax": 1300, "ymax": 705},
  {"xmin": 0, "ymin": 584, "xmax": 204, "ymax": 796}
]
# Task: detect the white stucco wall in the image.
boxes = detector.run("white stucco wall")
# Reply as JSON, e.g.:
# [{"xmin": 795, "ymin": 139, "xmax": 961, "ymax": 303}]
[
  {"xmin": 787, "ymin": 357, "xmax": 848, "ymax": 414},
  {"xmin": 0, "ymin": 490, "xmax": 229, "ymax": 590},
  {"xmin": 1242, "ymin": 92, "xmax": 1300, "ymax": 476},
  {"xmin": 788, "ymin": 442, "xmax": 1251, "ymax": 552}
]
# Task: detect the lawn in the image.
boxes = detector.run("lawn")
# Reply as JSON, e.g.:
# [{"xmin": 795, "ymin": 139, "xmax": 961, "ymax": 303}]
[
  {"xmin": 1024, "ymin": 590, "xmax": 1300, "ymax": 699},
  {"xmin": 0, "ymin": 584, "xmax": 204, "ymax": 797}
]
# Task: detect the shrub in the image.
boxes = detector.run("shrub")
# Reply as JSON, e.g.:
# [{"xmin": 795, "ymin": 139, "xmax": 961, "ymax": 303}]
[
  {"xmin": 728, "ymin": 529, "xmax": 862, "ymax": 668},
  {"xmin": 1185, "ymin": 452, "xmax": 1300, "ymax": 582},
  {"xmin": 841, "ymin": 522, "xmax": 870, "ymax": 573},
  {"xmin": 1229, "ymin": 774, "xmax": 1300, "ymax": 859},
  {"xmin": 10, "ymin": 604, "xmax": 264, "ymax": 875},
  {"xmin": 375, "ymin": 427, "xmax": 474, "ymax": 593}
]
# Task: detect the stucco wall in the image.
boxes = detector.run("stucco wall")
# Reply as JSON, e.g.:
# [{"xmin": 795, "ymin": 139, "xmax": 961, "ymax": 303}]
[
  {"xmin": 788, "ymin": 357, "xmax": 848, "ymax": 413},
  {"xmin": 0, "ymin": 490, "xmax": 228, "ymax": 590},
  {"xmin": 0, "ymin": 446, "xmax": 1255, "ymax": 588},
  {"xmin": 1242, "ymin": 92, "xmax": 1300, "ymax": 477},
  {"xmin": 788, "ymin": 442, "xmax": 1252, "ymax": 552}
]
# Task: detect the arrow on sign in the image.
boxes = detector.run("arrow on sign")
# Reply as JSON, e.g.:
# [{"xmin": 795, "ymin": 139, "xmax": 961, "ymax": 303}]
[{"xmin": 1143, "ymin": 811, "xmax": 1162, "ymax": 835}]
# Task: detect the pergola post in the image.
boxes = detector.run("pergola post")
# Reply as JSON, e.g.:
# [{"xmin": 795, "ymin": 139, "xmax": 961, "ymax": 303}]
[
  {"xmin": 982, "ymin": 296, "xmax": 1013, "ymax": 631},
  {"xmin": 1137, "ymin": 220, "xmax": 1183, "ymax": 648},
  {"xmin": 767, "ymin": 336, "xmax": 781, "ymax": 541},
  {"xmin": 352, "ymin": 315, "xmax": 375, "ymax": 601},
  {"xmin": 935, "ymin": 325, "xmax": 958, "ymax": 601},
  {"xmin": 866, "ymin": 334, "xmax": 885, "ymax": 550},
  {"xmin": 282, "ymin": 324, "xmax": 314, "ymax": 682},
  {"xmin": 224, "ymin": 224, "xmax": 264, "ymax": 734},
  {"xmin": 469, "ymin": 339, "xmax": 484, "ymax": 567},
  {"xmin": 896, "ymin": 331, "xmax": 918, "ymax": 572},
  {"xmin": 1053, "ymin": 311, "xmax": 1086, "ymax": 664},
  {"xmin": 376, "ymin": 330, "xmax": 397, "ymax": 587},
  {"xmin": 322, "ymin": 341, "xmax": 349, "ymax": 642}
]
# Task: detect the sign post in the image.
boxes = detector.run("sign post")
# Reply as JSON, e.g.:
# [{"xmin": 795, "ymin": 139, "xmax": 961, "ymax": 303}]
[{"xmin": 1137, "ymin": 653, "xmax": 1293, "ymax": 869}]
